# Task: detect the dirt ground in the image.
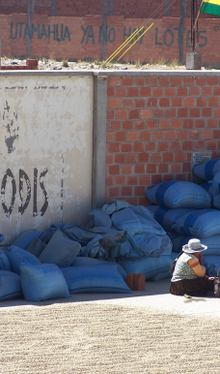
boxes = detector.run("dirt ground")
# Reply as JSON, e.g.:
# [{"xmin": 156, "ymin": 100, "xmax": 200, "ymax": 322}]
[
  {"xmin": 1, "ymin": 56, "xmax": 188, "ymax": 71},
  {"xmin": 0, "ymin": 300, "xmax": 220, "ymax": 374}
]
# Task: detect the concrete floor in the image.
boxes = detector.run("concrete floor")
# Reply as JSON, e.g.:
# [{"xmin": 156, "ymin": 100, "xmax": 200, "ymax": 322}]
[{"xmin": 1, "ymin": 278, "xmax": 220, "ymax": 318}]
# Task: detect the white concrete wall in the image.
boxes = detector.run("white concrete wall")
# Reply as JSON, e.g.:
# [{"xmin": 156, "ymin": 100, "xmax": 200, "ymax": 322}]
[{"xmin": 0, "ymin": 72, "xmax": 94, "ymax": 244}]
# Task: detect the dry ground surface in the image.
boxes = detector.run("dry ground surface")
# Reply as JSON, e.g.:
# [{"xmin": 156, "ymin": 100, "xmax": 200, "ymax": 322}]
[
  {"xmin": 0, "ymin": 299, "xmax": 220, "ymax": 374},
  {"xmin": 1, "ymin": 56, "xmax": 189, "ymax": 71}
]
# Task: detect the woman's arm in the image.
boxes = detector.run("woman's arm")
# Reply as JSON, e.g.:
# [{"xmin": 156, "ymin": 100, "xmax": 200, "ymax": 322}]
[{"xmin": 187, "ymin": 258, "xmax": 206, "ymax": 277}]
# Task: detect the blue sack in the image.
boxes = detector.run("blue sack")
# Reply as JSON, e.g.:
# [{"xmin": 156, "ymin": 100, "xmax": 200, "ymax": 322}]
[
  {"xmin": 146, "ymin": 205, "xmax": 196, "ymax": 232},
  {"xmin": 118, "ymin": 253, "xmax": 177, "ymax": 280},
  {"xmin": 213, "ymin": 171, "xmax": 220, "ymax": 191},
  {"xmin": 0, "ymin": 249, "xmax": 11, "ymax": 271},
  {"xmin": 200, "ymin": 182, "xmax": 219, "ymax": 198},
  {"xmin": 61, "ymin": 263, "xmax": 131, "ymax": 293},
  {"xmin": 12, "ymin": 229, "xmax": 45, "ymax": 250},
  {"xmin": 20, "ymin": 263, "xmax": 70, "ymax": 301},
  {"xmin": 145, "ymin": 180, "xmax": 212, "ymax": 209},
  {"xmin": 5, "ymin": 245, "xmax": 41, "ymax": 274},
  {"xmin": 203, "ymin": 255, "xmax": 220, "ymax": 277},
  {"xmin": 193, "ymin": 158, "xmax": 220, "ymax": 181},
  {"xmin": 173, "ymin": 209, "xmax": 220, "ymax": 238},
  {"xmin": 0, "ymin": 270, "xmax": 23, "ymax": 300},
  {"xmin": 213, "ymin": 194, "xmax": 220, "ymax": 210},
  {"xmin": 39, "ymin": 229, "xmax": 81, "ymax": 267}
]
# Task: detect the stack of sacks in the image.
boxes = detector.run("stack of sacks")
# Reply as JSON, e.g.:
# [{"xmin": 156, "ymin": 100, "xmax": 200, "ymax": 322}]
[
  {"xmin": 146, "ymin": 175, "xmax": 220, "ymax": 277},
  {"xmin": 0, "ymin": 228, "xmax": 131, "ymax": 302},
  {"xmin": 193, "ymin": 157, "xmax": 220, "ymax": 276}
]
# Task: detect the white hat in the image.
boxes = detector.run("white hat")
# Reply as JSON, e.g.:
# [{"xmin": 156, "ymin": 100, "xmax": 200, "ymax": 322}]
[{"xmin": 182, "ymin": 238, "xmax": 207, "ymax": 253}]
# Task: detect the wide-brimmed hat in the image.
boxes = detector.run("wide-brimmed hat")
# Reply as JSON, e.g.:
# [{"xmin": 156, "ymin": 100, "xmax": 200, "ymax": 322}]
[{"xmin": 182, "ymin": 238, "xmax": 207, "ymax": 253}]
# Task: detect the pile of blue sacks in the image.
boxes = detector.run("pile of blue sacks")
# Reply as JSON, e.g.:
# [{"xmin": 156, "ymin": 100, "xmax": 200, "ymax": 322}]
[
  {"xmin": 0, "ymin": 200, "xmax": 176, "ymax": 302},
  {"xmin": 146, "ymin": 158, "xmax": 220, "ymax": 279}
]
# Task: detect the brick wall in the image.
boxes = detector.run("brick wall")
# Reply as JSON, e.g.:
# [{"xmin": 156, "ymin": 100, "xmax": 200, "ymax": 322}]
[
  {"xmin": 1, "ymin": 13, "xmax": 219, "ymax": 67},
  {"xmin": 105, "ymin": 72, "xmax": 220, "ymax": 206}
]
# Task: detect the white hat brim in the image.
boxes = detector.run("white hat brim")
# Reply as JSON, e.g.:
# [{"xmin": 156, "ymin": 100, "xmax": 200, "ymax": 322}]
[{"xmin": 182, "ymin": 244, "xmax": 207, "ymax": 253}]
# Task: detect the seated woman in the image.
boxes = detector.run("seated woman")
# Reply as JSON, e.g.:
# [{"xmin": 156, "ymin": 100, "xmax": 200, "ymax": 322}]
[{"xmin": 170, "ymin": 238, "xmax": 215, "ymax": 297}]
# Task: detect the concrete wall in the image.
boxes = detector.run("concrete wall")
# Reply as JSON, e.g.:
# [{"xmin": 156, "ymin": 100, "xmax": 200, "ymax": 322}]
[
  {"xmin": 1, "ymin": 69, "xmax": 220, "ymax": 244},
  {"xmin": 0, "ymin": 71, "xmax": 96, "ymax": 243}
]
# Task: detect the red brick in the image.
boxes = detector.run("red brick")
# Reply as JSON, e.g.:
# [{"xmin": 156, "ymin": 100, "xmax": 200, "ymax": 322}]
[
  {"xmin": 134, "ymin": 120, "xmax": 145, "ymax": 129},
  {"xmin": 182, "ymin": 141, "xmax": 193, "ymax": 150},
  {"xmin": 140, "ymin": 131, "xmax": 151, "ymax": 141},
  {"xmin": 109, "ymin": 165, "xmax": 120, "ymax": 174},
  {"xmin": 197, "ymin": 97, "xmax": 207, "ymax": 107},
  {"xmin": 184, "ymin": 97, "xmax": 195, "ymax": 107},
  {"xmin": 105, "ymin": 176, "xmax": 113, "ymax": 186},
  {"xmin": 158, "ymin": 142, "xmax": 169, "ymax": 151},
  {"xmin": 170, "ymin": 141, "xmax": 181, "ymax": 151},
  {"xmin": 122, "ymin": 121, "xmax": 133, "ymax": 130},
  {"xmin": 127, "ymin": 176, "xmax": 138, "ymax": 185},
  {"xmin": 145, "ymin": 142, "xmax": 157, "ymax": 151},
  {"xmin": 159, "ymin": 120, "xmax": 170, "ymax": 129},
  {"xmin": 183, "ymin": 76, "xmax": 194, "ymax": 85},
  {"xmin": 122, "ymin": 76, "xmax": 133, "ymax": 86},
  {"xmin": 194, "ymin": 141, "xmax": 205, "ymax": 149},
  {"xmin": 135, "ymin": 77, "xmax": 146, "ymax": 86},
  {"xmin": 189, "ymin": 108, "xmax": 200, "ymax": 117},
  {"xmin": 116, "ymin": 109, "xmax": 127, "ymax": 119},
  {"xmin": 121, "ymin": 143, "xmax": 132, "ymax": 152},
  {"xmin": 202, "ymin": 108, "xmax": 212, "ymax": 117},
  {"xmin": 134, "ymin": 186, "xmax": 145, "ymax": 196},
  {"xmin": 164, "ymin": 130, "xmax": 176, "ymax": 140},
  {"xmin": 115, "ymin": 176, "xmax": 126, "ymax": 185},
  {"xmin": 147, "ymin": 98, "xmax": 157, "ymax": 107},
  {"xmin": 135, "ymin": 99, "xmax": 145, "ymax": 108},
  {"xmin": 151, "ymin": 174, "xmax": 162, "ymax": 184},
  {"xmin": 146, "ymin": 164, "xmax": 157, "ymax": 173},
  {"xmin": 127, "ymin": 132, "xmax": 139, "ymax": 141},
  {"xmin": 139, "ymin": 175, "xmax": 151, "ymax": 184},
  {"xmin": 163, "ymin": 153, "xmax": 174, "ymax": 162},
  {"xmin": 189, "ymin": 130, "xmax": 200, "ymax": 139},
  {"xmin": 108, "ymin": 187, "xmax": 120, "ymax": 197},
  {"xmin": 171, "ymin": 97, "xmax": 182, "ymax": 107},
  {"xmin": 158, "ymin": 76, "xmax": 170, "ymax": 86},
  {"xmin": 133, "ymin": 142, "xmax": 144, "ymax": 152},
  {"xmin": 154, "ymin": 109, "xmax": 164, "ymax": 118},
  {"xmin": 195, "ymin": 76, "xmax": 207, "ymax": 85},
  {"xmin": 170, "ymin": 163, "xmax": 181, "ymax": 172},
  {"xmin": 189, "ymin": 86, "xmax": 201, "ymax": 96},
  {"xmin": 183, "ymin": 119, "xmax": 193, "ymax": 129},
  {"xmin": 207, "ymin": 140, "xmax": 217, "ymax": 150},
  {"xmin": 208, "ymin": 97, "xmax": 219, "ymax": 106},
  {"xmin": 141, "ymin": 109, "xmax": 152, "ymax": 119},
  {"xmin": 171, "ymin": 76, "xmax": 182, "ymax": 86},
  {"xmin": 147, "ymin": 76, "xmax": 158, "ymax": 86},
  {"xmin": 195, "ymin": 119, "xmax": 205, "ymax": 128},
  {"xmin": 127, "ymin": 87, "xmax": 139, "ymax": 97},
  {"xmin": 177, "ymin": 130, "xmax": 188, "ymax": 139},
  {"xmin": 207, "ymin": 119, "xmax": 218, "ymax": 128},
  {"xmin": 110, "ymin": 121, "xmax": 121, "ymax": 131},
  {"xmin": 122, "ymin": 186, "xmax": 133, "ymax": 196},
  {"xmin": 106, "ymin": 132, "xmax": 114, "ymax": 142},
  {"xmin": 107, "ymin": 87, "xmax": 114, "ymax": 96},
  {"xmin": 106, "ymin": 154, "xmax": 114, "ymax": 164},
  {"xmin": 175, "ymin": 152, "xmax": 186, "ymax": 162},
  {"xmin": 109, "ymin": 143, "xmax": 120, "ymax": 152},
  {"xmin": 123, "ymin": 99, "xmax": 133, "ymax": 107},
  {"xmin": 146, "ymin": 120, "xmax": 158, "ymax": 129},
  {"xmin": 115, "ymin": 154, "xmax": 125, "ymax": 163},
  {"xmin": 153, "ymin": 131, "xmax": 163, "ymax": 140},
  {"xmin": 140, "ymin": 87, "xmax": 151, "ymax": 96},
  {"xmin": 207, "ymin": 76, "xmax": 219, "ymax": 85},
  {"xmin": 138, "ymin": 153, "xmax": 149, "ymax": 162},
  {"xmin": 201, "ymin": 130, "xmax": 212, "ymax": 139},
  {"xmin": 126, "ymin": 153, "xmax": 138, "ymax": 163},
  {"xmin": 115, "ymin": 87, "xmax": 127, "ymax": 97},
  {"xmin": 109, "ymin": 98, "xmax": 121, "ymax": 108},
  {"xmin": 171, "ymin": 119, "xmax": 182, "ymax": 129},
  {"xmin": 202, "ymin": 86, "xmax": 212, "ymax": 96},
  {"xmin": 178, "ymin": 87, "xmax": 188, "ymax": 96},
  {"xmin": 150, "ymin": 152, "xmax": 162, "ymax": 163},
  {"xmin": 135, "ymin": 164, "xmax": 145, "ymax": 173},
  {"xmin": 129, "ymin": 109, "xmax": 140, "ymax": 119},
  {"xmin": 115, "ymin": 132, "xmax": 126, "ymax": 141},
  {"xmin": 152, "ymin": 87, "xmax": 164, "ymax": 97},
  {"xmin": 165, "ymin": 87, "xmax": 176, "ymax": 96},
  {"xmin": 159, "ymin": 98, "xmax": 170, "ymax": 107},
  {"xmin": 109, "ymin": 76, "xmax": 121, "ymax": 86},
  {"xmin": 158, "ymin": 163, "xmax": 169, "ymax": 173}
]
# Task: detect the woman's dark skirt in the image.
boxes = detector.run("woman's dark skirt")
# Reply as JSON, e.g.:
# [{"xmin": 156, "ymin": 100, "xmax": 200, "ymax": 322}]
[{"xmin": 170, "ymin": 275, "xmax": 214, "ymax": 297}]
